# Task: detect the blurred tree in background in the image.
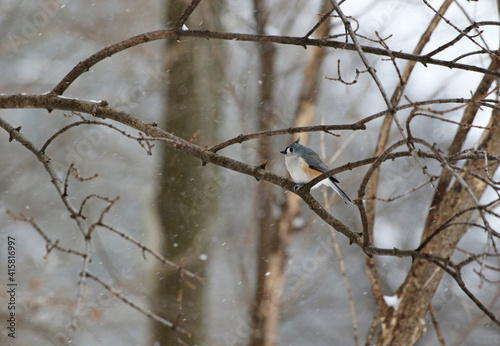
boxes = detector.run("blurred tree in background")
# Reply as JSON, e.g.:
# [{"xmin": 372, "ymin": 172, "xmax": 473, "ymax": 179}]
[
  {"xmin": 151, "ymin": 0, "xmax": 224, "ymax": 344},
  {"xmin": 1, "ymin": 1, "xmax": 500, "ymax": 345}
]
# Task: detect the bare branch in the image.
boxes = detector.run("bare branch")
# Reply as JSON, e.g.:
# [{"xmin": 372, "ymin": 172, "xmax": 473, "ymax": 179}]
[
  {"xmin": 63, "ymin": 164, "xmax": 98, "ymax": 198},
  {"xmin": 425, "ymin": 21, "xmax": 500, "ymax": 58},
  {"xmin": 86, "ymin": 272, "xmax": 191, "ymax": 337},
  {"xmin": 209, "ymin": 122, "xmax": 361, "ymax": 153},
  {"xmin": 429, "ymin": 304, "xmax": 446, "ymax": 346},
  {"xmin": 368, "ymin": 177, "xmax": 437, "ymax": 203},
  {"xmin": 173, "ymin": 0, "xmax": 202, "ymax": 32},
  {"xmin": 97, "ymin": 222, "xmax": 206, "ymax": 284},
  {"xmin": 303, "ymin": 9, "xmax": 334, "ymax": 38},
  {"xmin": 422, "ymin": 1, "xmax": 498, "ymax": 60},
  {"xmin": 375, "ymin": 31, "xmax": 404, "ymax": 83},
  {"xmin": 6, "ymin": 211, "xmax": 86, "ymax": 258},
  {"xmin": 49, "ymin": 28, "xmax": 500, "ymax": 96},
  {"xmin": 41, "ymin": 119, "xmax": 155, "ymax": 155}
]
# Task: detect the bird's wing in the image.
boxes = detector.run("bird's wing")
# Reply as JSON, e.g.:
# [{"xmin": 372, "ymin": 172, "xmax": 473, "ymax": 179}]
[{"xmin": 302, "ymin": 148, "xmax": 340, "ymax": 183}]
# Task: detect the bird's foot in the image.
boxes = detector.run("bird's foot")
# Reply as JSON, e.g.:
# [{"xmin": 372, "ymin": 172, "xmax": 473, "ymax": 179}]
[{"xmin": 293, "ymin": 183, "xmax": 304, "ymax": 192}]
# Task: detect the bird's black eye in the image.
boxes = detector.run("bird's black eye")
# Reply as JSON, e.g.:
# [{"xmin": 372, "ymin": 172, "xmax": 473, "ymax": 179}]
[{"xmin": 289, "ymin": 147, "xmax": 294, "ymax": 152}]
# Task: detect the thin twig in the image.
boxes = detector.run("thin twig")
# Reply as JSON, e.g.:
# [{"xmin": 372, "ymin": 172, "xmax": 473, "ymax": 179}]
[
  {"xmin": 78, "ymin": 194, "xmax": 118, "ymax": 221},
  {"xmin": 429, "ymin": 304, "xmax": 446, "ymax": 346},
  {"xmin": 6, "ymin": 211, "xmax": 86, "ymax": 258},
  {"xmin": 323, "ymin": 191, "xmax": 359, "ymax": 346},
  {"xmin": 41, "ymin": 119, "xmax": 155, "ymax": 155},
  {"xmin": 0, "ymin": 116, "xmax": 84, "ymax": 228},
  {"xmin": 375, "ymin": 31, "xmax": 403, "ymax": 84},
  {"xmin": 425, "ymin": 21, "xmax": 499, "ymax": 58},
  {"xmin": 174, "ymin": 0, "xmax": 202, "ymax": 32},
  {"xmin": 209, "ymin": 122, "xmax": 362, "ymax": 153},
  {"xmin": 303, "ymin": 8, "xmax": 335, "ymax": 38},
  {"xmin": 325, "ymin": 59, "xmax": 369, "ymax": 85},
  {"xmin": 422, "ymin": 1, "xmax": 497, "ymax": 60},
  {"xmin": 429, "ymin": 144, "xmax": 494, "ymax": 237},
  {"xmin": 86, "ymin": 272, "xmax": 191, "ymax": 337},
  {"xmin": 71, "ymin": 234, "xmax": 92, "ymax": 329},
  {"xmin": 368, "ymin": 177, "xmax": 436, "ymax": 203},
  {"xmin": 97, "ymin": 222, "xmax": 206, "ymax": 283}
]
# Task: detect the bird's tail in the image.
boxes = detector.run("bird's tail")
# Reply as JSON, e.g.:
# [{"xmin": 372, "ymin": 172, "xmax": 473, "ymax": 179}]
[{"xmin": 325, "ymin": 178, "xmax": 353, "ymax": 205}]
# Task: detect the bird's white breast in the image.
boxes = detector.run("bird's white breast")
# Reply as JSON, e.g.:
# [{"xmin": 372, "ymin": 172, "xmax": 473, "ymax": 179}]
[{"xmin": 285, "ymin": 155, "xmax": 311, "ymax": 184}]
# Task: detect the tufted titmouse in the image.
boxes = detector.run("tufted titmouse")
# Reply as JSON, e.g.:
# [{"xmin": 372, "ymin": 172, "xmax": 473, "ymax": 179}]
[{"xmin": 280, "ymin": 138, "xmax": 352, "ymax": 204}]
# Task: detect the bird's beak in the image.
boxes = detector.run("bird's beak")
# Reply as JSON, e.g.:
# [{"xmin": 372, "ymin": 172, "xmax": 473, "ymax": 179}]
[{"xmin": 280, "ymin": 149, "xmax": 286, "ymax": 154}]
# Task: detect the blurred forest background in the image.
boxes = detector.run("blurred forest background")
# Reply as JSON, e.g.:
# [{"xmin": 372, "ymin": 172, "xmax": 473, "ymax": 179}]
[{"xmin": 1, "ymin": 0, "xmax": 500, "ymax": 345}]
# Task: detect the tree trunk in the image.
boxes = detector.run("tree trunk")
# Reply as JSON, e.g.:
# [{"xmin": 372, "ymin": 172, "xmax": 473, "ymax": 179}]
[
  {"xmin": 249, "ymin": 2, "xmax": 332, "ymax": 344},
  {"xmin": 150, "ymin": 1, "xmax": 224, "ymax": 344},
  {"xmin": 249, "ymin": 1, "xmax": 278, "ymax": 343},
  {"xmin": 377, "ymin": 57, "xmax": 500, "ymax": 345}
]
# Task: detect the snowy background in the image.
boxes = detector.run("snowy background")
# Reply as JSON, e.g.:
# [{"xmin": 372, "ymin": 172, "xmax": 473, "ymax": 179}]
[{"xmin": 1, "ymin": 0, "xmax": 499, "ymax": 345}]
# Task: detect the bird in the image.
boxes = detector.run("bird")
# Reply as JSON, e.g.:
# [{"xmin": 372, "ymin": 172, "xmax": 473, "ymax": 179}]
[{"xmin": 280, "ymin": 138, "xmax": 352, "ymax": 204}]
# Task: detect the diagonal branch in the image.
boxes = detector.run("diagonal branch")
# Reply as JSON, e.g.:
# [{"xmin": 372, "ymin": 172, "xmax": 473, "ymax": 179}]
[{"xmin": 173, "ymin": 0, "xmax": 203, "ymax": 31}]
